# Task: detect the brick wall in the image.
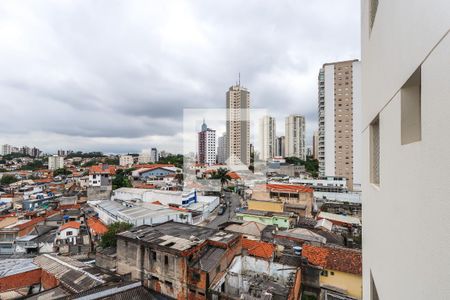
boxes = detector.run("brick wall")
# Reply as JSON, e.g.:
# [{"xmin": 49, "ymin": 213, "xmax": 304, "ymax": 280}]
[{"xmin": 0, "ymin": 269, "xmax": 41, "ymax": 292}]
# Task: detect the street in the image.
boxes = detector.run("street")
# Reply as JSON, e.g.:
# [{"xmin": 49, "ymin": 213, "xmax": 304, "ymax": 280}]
[{"xmin": 205, "ymin": 192, "xmax": 241, "ymax": 228}]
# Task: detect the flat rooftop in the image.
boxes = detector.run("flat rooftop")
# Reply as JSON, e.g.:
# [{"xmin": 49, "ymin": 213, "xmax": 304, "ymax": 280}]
[{"xmin": 118, "ymin": 221, "xmax": 238, "ymax": 253}]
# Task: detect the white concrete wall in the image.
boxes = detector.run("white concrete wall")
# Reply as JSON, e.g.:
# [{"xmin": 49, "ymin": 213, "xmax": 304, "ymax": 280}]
[
  {"xmin": 324, "ymin": 64, "xmax": 335, "ymax": 176},
  {"xmin": 352, "ymin": 61, "xmax": 362, "ymax": 191},
  {"xmin": 361, "ymin": 1, "xmax": 450, "ymax": 299}
]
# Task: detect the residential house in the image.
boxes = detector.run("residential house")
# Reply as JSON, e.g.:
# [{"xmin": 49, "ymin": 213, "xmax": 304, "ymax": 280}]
[
  {"xmin": 116, "ymin": 221, "xmax": 241, "ymax": 299},
  {"xmin": 250, "ymin": 184, "xmax": 314, "ymax": 217},
  {"xmin": 302, "ymin": 244, "xmax": 362, "ymax": 299},
  {"xmin": 235, "ymin": 209, "xmax": 297, "ymax": 229},
  {"xmin": 209, "ymin": 255, "xmax": 302, "ymax": 300},
  {"xmin": 15, "ymin": 225, "xmax": 57, "ymax": 254},
  {"xmin": 54, "ymin": 221, "xmax": 90, "ymax": 255}
]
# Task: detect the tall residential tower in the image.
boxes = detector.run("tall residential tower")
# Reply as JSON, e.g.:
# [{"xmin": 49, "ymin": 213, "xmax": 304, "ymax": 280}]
[
  {"xmin": 259, "ymin": 115, "xmax": 276, "ymax": 161},
  {"xmin": 226, "ymin": 84, "xmax": 250, "ymax": 166},
  {"xmin": 197, "ymin": 120, "xmax": 216, "ymax": 165},
  {"xmin": 285, "ymin": 115, "xmax": 306, "ymax": 160},
  {"xmin": 318, "ymin": 60, "xmax": 361, "ymax": 191}
]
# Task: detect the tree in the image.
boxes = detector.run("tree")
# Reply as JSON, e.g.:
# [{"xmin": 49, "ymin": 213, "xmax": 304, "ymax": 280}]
[
  {"xmin": 210, "ymin": 168, "xmax": 231, "ymax": 187},
  {"xmin": 0, "ymin": 175, "xmax": 18, "ymax": 185},
  {"xmin": 158, "ymin": 154, "xmax": 184, "ymax": 168},
  {"xmin": 112, "ymin": 169, "xmax": 133, "ymax": 190},
  {"xmin": 53, "ymin": 168, "xmax": 72, "ymax": 177},
  {"xmin": 285, "ymin": 156, "xmax": 319, "ymax": 178},
  {"xmin": 20, "ymin": 159, "xmax": 44, "ymax": 171},
  {"xmin": 100, "ymin": 222, "xmax": 133, "ymax": 248}
]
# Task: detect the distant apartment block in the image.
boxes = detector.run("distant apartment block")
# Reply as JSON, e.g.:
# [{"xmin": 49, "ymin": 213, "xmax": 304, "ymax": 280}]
[
  {"xmin": 276, "ymin": 136, "xmax": 285, "ymax": 157},
  {"xmin": 285, "ymin": 114, "xmax": 306, "ymax": 160},
  {"xmin": 138, "ymin": 152, "xmax": 151, "ymax": 164},
  {"xmin": 197, "ymin": 120, "xmax": 216, "ymax": 165},
  {"xmin": 362, "ymin": 1, "xmax": 450, "ymax": 299},
  {"xmin": 318, "ymin": 60, "xmax": 362, "ymax": 191},
  {"xmin": 259, "ymin": 115, "xmax": 276, "ymax": 161},
  {"xmin": 226, "ymin": 84, "xmax": 250, "ymax": 166},
  {"xmin": 48, "ymin": 155, "xmax": 64, "ymax": 170},
  {"xmin": 217, "ymin": 132, "xmax": 227, "ymax": 164},
  {"xmin": 119, "ymin": 155, "xmax": 134, "ymax": 167},
  {"xmin": 150, "ymin": 147, "xmax": 158, "ymax": 163}
]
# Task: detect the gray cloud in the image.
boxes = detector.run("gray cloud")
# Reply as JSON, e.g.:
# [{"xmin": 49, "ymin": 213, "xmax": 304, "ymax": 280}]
[{"xmin": 0, "ymin": 0, "xmax": 359, "ymax": 153}]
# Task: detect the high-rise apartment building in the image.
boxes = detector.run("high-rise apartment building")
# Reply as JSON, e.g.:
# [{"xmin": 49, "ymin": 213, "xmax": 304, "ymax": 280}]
[
  {"xmin": 318, "ymin": 60, "xmax": 361, "ymax": 191},
  {"xmin": 362, "ymin": 1, "xmax": 450, "ymax": 299},
  {"xmin": 48, "ymin": 155, "xmax": 64, "ymax": 170},
  {"xmin": 138, "ymin": 152, "xmax": 151, "ymax": 164},
  {"xmin": 119, "ymin": 155, "xmax": 134, "ymax": 167},
  {"xmin": 151, "ymin": 148, "xmax": 158, "ymax": 163},
  {"xmin": 259, "ymin": 115, "xmax": 276, "ymax": 161},
  {"xmin": 275, "ymin": 136, "xmax": 285, "ymax": 157},
  {"xmin": 1, "ymin": 144, "xmax": 11, "ymax": 156},
  {"xmin": 285, "ymin": 115, "xmax": 306, "ymax": 160},
  {"xmin": 197, "ymin": 120, "xmax": 216, "ymax": 165},
  {"xmin": 217, "ymin": 133, "xmax": 227, "ymax": 164},
  {"xmin": 226, "ymin": 84, "xmax": 250, "ymax": 166},
  {"xmin": 312, "ymin": 131, "xmax": 319, "ymax": 160}
]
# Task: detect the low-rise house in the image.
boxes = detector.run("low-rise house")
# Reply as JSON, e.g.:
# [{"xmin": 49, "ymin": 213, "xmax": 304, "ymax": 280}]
[
  {"xmin": 235, "ymin": 209, "xmax": 297, "ymax": 229},
  {"xmin": 316, "ymin": 212, "xmax": 361, "ymax": 228},
  {"xmin": 116, "ymin": 221, "xmax": 241, "ymax": 299},
  {"xmin": 86, "ymin": 217, "xmax": 108, "ymax": 243},
  {"xmin": 274, "ymin": 228, "xmax": 327, "ymax": 246},
  {"xmin": 302, "ymin": 244, "xmax": 362, "ymax": 299},
  {"xmin": 0, "ymin": 217, "xmax": 44, "ymax": 255},
  {"xmin": 209, "ymin": 255, "xmax": 302, "ymax": 300},
  {"xmin": 15, "ymin": 225, "xmax": 57, "ymax": 254},
  {"xmin": 131, "ymin": 165, "xmax": 179, "ymax": 181},
  {"xmin": 250, "ymin": 184, "xmax": 314, "ymax": 217},
  {"xmin": 54, "ymin": 221, "xmax": 90, "ymax": 255},
  {"xmin": 224, "ymin": 221, "xmax": 267, "ymax": 239}
]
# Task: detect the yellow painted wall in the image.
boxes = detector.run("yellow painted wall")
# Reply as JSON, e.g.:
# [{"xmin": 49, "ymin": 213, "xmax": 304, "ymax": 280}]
[
  {"xmin": 320, "ymin": 269, "xmax": 362, "ymax": 299},
  {"xmin": 247, "ymin": 200, "xmax": 283, "ymax": 213}
]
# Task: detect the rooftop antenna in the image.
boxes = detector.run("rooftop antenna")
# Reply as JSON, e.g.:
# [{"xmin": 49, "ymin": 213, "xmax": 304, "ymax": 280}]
[{"xmin": 238, "ymin": 72, "xmax": 241, "ymax": 86}]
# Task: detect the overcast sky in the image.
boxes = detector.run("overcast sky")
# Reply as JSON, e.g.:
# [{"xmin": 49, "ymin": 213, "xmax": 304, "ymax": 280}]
[{"xmin": 0, "ymin": 0, "xmax": 360, "ymax": 154}]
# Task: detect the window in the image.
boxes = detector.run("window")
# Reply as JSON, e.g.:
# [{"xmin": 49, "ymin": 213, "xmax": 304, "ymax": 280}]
[
  {"xmin": 321, "ymin": 270, "xmax": 328, "ymax": 277},
  {"xmin": 164, "ymin": 255, "xmax": 169, "ymax": 265},
  {"xmin": 151, "ymin": 251, "xmax": 157, "ymax": 261},
  {"xmin": 66, "ymin": 231, "xmax": 73, "ymax": 236},
  {"xmin": 165, "ymin": 281, "xmax": 173, "ymax": 289},
  {"xmin": 401, "ymin": 67, "xmax": 422, "ymax": 144},
  {"xmin": 369, "ymin": 0, "xmax": 379, "ymax": 33},
  {"xmin": 370, "ymin": 117, "xmax": 380, "ymax": 185}
]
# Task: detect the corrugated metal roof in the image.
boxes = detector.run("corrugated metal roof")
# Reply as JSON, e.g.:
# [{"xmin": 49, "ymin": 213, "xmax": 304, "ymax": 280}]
[
  {"xmin": 33, "ymin": 254, "xmax": 104, "ymax": 293},
  {"xmin": 0, "ymin": 259, "xmax": 39, "ymax": 277}
]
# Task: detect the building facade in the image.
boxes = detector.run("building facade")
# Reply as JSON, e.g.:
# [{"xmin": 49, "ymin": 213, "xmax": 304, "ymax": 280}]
[
  {"xmin": 259, "ymin": 115, "xmax": 276, "ymax": 161},
  {"xmin": 151, "ymin": 148, "xmax": 158, "ymax": 163},
  {"xmin": 226, "ymin": 84, "xmax": 250, "ymax": 166},
  {"xmin": 217, "ymin": 133, "xmax": 227, "ymax": 164},
  {"xmin": 276, "ymin": 136, "xmax": 286, "ymax": 157},
  {"xmin": 361, "ymin": 1, "xmax": 450, "ymax": 299},
  {"xmin": 48, "ymin": 155, "xmax": 64, "ymax": 170},
  {"xmin": 197, "ymin": 121, "xmax": 216, "ymax": 165},
  {"xmin": 285, "ymin": 115, "xmax": 306, "ymax": 160},
  {"xmin": 318, "ymin": 60, "xmax": 362, "ymax": 191},
  {"xmin": 119, "ymin": 155, "xmax": 134, "ymax": 167}
]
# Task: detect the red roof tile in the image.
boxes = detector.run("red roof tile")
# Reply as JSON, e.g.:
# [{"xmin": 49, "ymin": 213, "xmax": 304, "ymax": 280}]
[
  {"xmin": 87, "ymin": 218, "xmax": 108, "ymax": 235},
  {"xmin": 227, "ymin": 171, "xmax": 241, "ymax": 180},
  {"xmin": 302, "ymin": 244, "xmax": 362, "ymax": 275},
  {"xmin": 89, "ymin": 164, "xmax": 117, "ymax": 175},
  {"xmin": 59, "ymin": 221, "xmax": 81, "ymax": 231},
  {"xmin": 242, "ymin": 239, "xmax": 275, "ymax": 260},
  {"xmin": 256, "ymin": 183, "xmax": 313, "ymax": 193}
]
